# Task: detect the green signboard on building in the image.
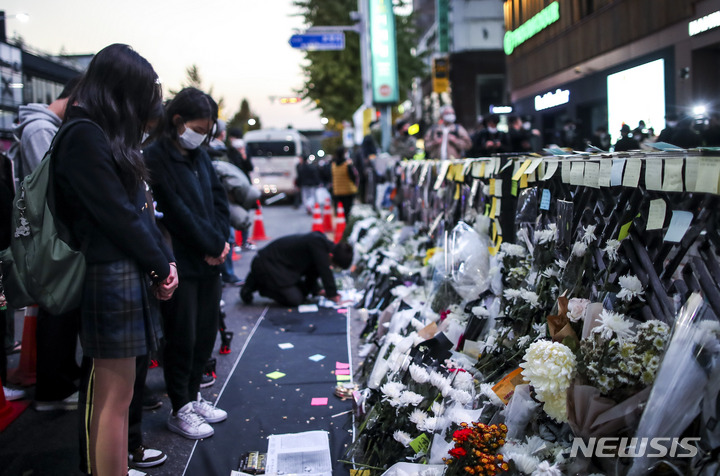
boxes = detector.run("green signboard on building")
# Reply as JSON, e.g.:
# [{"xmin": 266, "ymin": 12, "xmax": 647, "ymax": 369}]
[
  {"xmin": 504, "ymin": 1, "xmax": 560, "ymax": 55},
  {"xmin": 436, "ymin": 0, "xmax": 449, "ymax": 53},
  {"xmin": 368, "ymin": 0, "xmax": 399, "ymax": 104}
]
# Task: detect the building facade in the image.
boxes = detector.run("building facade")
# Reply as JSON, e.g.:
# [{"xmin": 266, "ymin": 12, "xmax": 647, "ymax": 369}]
[
  {"xmin": 413, "ymin": 0, "xmax": 507, "ymax": 132},
  {"xmin": 504, "ymin": 0, "xmax": 720, "ymax": 147}
]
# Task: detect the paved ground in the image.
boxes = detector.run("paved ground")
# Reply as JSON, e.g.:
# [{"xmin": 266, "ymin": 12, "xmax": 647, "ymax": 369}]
[{"xmin": 0, "ymin": 202, "xmax": 365, "ymax": 476}]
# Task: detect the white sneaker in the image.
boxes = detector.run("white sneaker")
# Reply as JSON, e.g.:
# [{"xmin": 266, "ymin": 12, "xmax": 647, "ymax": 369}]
[
  {"xmin": 193, "ymin": 392, "xmax": 227, "ymax": 423},
  {"xmin": 3, "ymin": 386, "xmax": 25, "ymax": 401},
  {"xmin": 167, "ymin": 402, "xmax": 214, "ymax": 439}
]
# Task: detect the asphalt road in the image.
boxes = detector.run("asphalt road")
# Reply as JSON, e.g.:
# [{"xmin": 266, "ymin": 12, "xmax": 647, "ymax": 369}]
[{"xmin": 0, "ymin": 202, "xmax": 363, "ymax": 476}]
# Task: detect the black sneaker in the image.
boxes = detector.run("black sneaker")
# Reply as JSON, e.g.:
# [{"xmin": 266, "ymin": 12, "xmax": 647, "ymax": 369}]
[
  {"xmin": 128, "ymin": 445, "xmax": 167, "ymax": 468},
  {"xmin": 200, "ymin": 358, "xmax": 216, "ymax": 388}
]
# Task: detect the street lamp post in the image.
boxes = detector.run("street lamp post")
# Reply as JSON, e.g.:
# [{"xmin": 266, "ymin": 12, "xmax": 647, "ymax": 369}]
[{"xmin": 0, "ymin": 11, "xmax": 30, "ymax": 43}]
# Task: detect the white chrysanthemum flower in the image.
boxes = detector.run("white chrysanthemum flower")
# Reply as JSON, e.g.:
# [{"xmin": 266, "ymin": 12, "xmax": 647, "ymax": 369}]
[
  {"xmin": 408, "ymin": 408, "xmax": 428, "ymax": 426},
  {"xmin": 472, "ymin": 305, "xmax": 490, "ymax": 317},
  {"xmin": 582, "ymin": 224, "xmax": 597, "ymax": 244},
  {"xmin": 567, "ymin": 298, "xmax": 590, "ymax": 322},
  {"xmin": 535, "ymin": 228, "xmax": 557, "ymax": 245},
  {"xmin": 388, "ymin": 396, "xmax": 404, "ymax": 408},
  {"xmin": 541, "ymin": 267, "xmax": 558, "ymax": 279},
  {"xmin": 409, "ymin": 364, "xmax": 430, "ymax": 384},
  {"xmin": 604, "ymin": 239, "xmax": 621, "ymax": 261},
  {"xmin": 478, "ymin": 333, "xmax": 497, "ymax": 353},
  {"xmin": 500, "ymin": 242, "xmax": 527, "ymax": 257},
  {"xmin": 541, "ymin": 393, "xmax": 569, "ymax": 423},
  {"xmin": 393, "ymin": 430, "xmax": 412, "ymax": 447},
  {"xmin": 517, "ymin": 335, "xmax": 531, "ymax": 347},
  {"xmin": 521, "ymin": 341, "xmax": 576, "ymax": 394},
  {"xmin": 531, "ymin": 461, "xmax": 563, "ymax": 476},
  {"xmin": 593, "ymin": 309, "xmax": 635, "ymax": 342},
  {"xmin": 451, "ymin": 369, "xmax": 475, "ymax": 391},
  {"xmin": 429, "ymin": 371, "xmax": 452, "ymax": 394},
  {"xmin": 520, "ymin": 341, "xmax": 575, "ymax": 422},
  {"xmin": 451, "ymin": 389, "xmax": 473, "ymax": 406},
  {"xmin": 507, "ymin": 452, "xmax": 542, "ymax": 474},
  {"xmin": 400, "ymin": 390, "xmax": 425, "ymax": 407},
  {"xmin": 555, "ymin": 259, "xmax": 567, "ymax": 270},
  {"xmin": 380, "ymin": 381, "xmax": 406, "ymax": 399},
  {"xmin": 532, "ymin": 323, "xmax": 547, "ymax": 339},
  {"xmin": 572, "ymin": 241, "xmax": 588, "ymax": 257},
  {"xmin": 616, "ymin": 274, "xmax": 645, "ymax": 302},
  {"xmin": 418, "ymin": 416, "xmax": 438, "ymax": 432},
  {"xmin": 503, "ymin": 288, "xmax": 522, "ymax": 302},
  {"xmin": 430, "ymin": 401, "xmax": 444, "ymax": 416},
  {"xmin": 521, "ymin": 289, "xmax": 541, "ymax": 308}
]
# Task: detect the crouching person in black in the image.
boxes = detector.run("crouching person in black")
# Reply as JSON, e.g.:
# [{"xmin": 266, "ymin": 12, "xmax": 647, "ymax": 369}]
[{"xmin": 240, "ymin": 232, "xmax": 354, "ymax": 306}]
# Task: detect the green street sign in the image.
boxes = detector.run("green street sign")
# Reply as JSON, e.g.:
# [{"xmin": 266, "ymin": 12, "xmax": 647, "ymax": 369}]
[
  {"xmin": 368, "ymin": 0, "xmax": 399, "ymax": 104},
  {"xmin": 504, "ymin": 1, "xmax": 560, "ymax": 55}
]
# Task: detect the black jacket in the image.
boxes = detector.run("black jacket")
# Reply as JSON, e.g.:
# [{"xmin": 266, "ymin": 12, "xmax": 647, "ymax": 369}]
[
  {"xmin": 254, "ymin": 231, "xmax": 337, "ymax": 297},
  {"xmin": 144, "ymin": 137, "xmax": 230, "ymax": 279},
  {"xmin": 53, "ymin": 114, "xmax": 173, "ymax": 282}
]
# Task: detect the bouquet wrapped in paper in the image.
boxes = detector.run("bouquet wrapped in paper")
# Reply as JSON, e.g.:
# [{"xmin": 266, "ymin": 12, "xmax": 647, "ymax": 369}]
[{"xmin": 628, "ymin": 293, "xmax": 720, "ymax": 476}]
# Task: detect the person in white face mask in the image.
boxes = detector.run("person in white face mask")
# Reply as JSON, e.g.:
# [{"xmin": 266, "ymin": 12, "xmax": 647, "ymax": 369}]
[
  {"xmin": 423, "ymin": 105, "xmax": 472, "ymax": 160},
  {"xmin": 143, "ymin": 87, "xmax": 232, "ymax": 440}
]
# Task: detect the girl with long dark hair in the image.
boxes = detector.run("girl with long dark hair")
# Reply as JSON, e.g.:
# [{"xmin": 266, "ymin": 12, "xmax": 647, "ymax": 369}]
[{"xmin": 53, "ymin": 43, "xmax": 178, "ymax": 476}]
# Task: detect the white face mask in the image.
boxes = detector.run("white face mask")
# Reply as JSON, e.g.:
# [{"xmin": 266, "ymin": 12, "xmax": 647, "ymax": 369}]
[
  {"xmin": 487, "ymin": 127, "xmax": 498, "ymax": 134},
  {"xmin": 177, "ymin": 125, "xmax": 207, "ymax": 150},
  {"xmin": 231, "ymin": 138, "xmax": 245, "ymax": 149},
  {"xmin": 443, "ymin": 113, "xmax": 456, "ymax": 123}
]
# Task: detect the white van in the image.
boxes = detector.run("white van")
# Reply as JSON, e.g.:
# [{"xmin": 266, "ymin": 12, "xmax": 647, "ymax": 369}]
[{"xmin": 244, "ymin": 128, "xmax": 310, "ymax": 199}]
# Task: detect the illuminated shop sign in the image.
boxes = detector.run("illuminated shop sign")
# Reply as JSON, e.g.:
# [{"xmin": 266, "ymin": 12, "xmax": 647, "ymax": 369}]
[
  {"xmin": 504, "ymin": 1, "xmax": 560, "ymax": 55},
  {"xmin": 534, "ymin": 89, "xmax": 570, "ymax": 111},
  {"xmin": 689, "ymin": 10, "xmax": 720, "ymax": 36}
]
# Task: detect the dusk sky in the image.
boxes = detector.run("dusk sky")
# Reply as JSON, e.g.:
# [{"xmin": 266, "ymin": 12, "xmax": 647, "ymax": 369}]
[{"xmin": 4, "ymin": 0, "xmax": 326, "ymax": 129}]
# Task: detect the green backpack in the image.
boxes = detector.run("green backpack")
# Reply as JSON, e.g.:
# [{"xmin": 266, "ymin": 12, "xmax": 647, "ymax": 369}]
[{"xmin": 0, "ymin": 119, "xmax": 96, "ymax": 314}]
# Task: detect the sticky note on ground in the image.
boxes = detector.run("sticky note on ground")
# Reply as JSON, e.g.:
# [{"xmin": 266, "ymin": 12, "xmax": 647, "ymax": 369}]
[
  {"xmin": 311, "ymin": 398, "xmax": 328, "ymax": 406},
  {"xmin": 266, "ymin": 371, "xmax": 286, "ymax": 380}
]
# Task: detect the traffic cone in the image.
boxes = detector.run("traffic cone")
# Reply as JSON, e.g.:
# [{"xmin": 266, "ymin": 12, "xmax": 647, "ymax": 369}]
[
  {"xmin": 334, "ymin": 202, "xmax": 346, "ymax": 243},
  {"xmin": 8, "ymin": 306, "xmax": 38, "ymax": 387},
  {"xmin": 0, "ymin": 375, "xmax": 29, "ymax": 432},
  {"xmin": 311, "ymin": 202, "xmax": 324, "ymax": 232},
  {"xmin": 322, "ymin": 197, "xmax": 334, "ymax": 233},
  {"xmin": 233, "ymin": 230, "xmax": 242, "ymax": 261},
  {"xmin": 251, "ymin": 201, "xmax": 269, "ymax": 241}
]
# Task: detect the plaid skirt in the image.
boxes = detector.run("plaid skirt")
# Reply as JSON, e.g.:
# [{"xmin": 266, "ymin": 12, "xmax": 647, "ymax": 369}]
[{"xmin": 80, "ymin": 259, "xmax": 163, "ymax": 359}]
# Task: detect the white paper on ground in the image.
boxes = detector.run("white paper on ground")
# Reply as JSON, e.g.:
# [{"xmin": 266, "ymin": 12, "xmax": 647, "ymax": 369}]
[
  {"xmin": 298, "ymin": 304, "xmax": 319, "ymax": 313},
  {"xmin": 265, "ymin": 430, "xmax": 332, "ymax": 476}
]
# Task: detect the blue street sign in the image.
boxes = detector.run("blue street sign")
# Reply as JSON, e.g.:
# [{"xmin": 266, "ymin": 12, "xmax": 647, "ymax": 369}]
[{"xmin": 289, "ymin": 33, "xmax": 345, "ymax": 51}]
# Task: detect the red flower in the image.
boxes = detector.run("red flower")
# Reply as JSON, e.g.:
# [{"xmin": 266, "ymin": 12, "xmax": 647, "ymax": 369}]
[
  {"xmin": 440, "ymin": 309, "xmax": 451, "ymax": 321},
  {"xmin": 449, "ymin": 447, "xmax": 467, "ymax": 458},
  {"xmin": 453, "ymin": 428, "xmax": 473, "ymax": 441}
]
